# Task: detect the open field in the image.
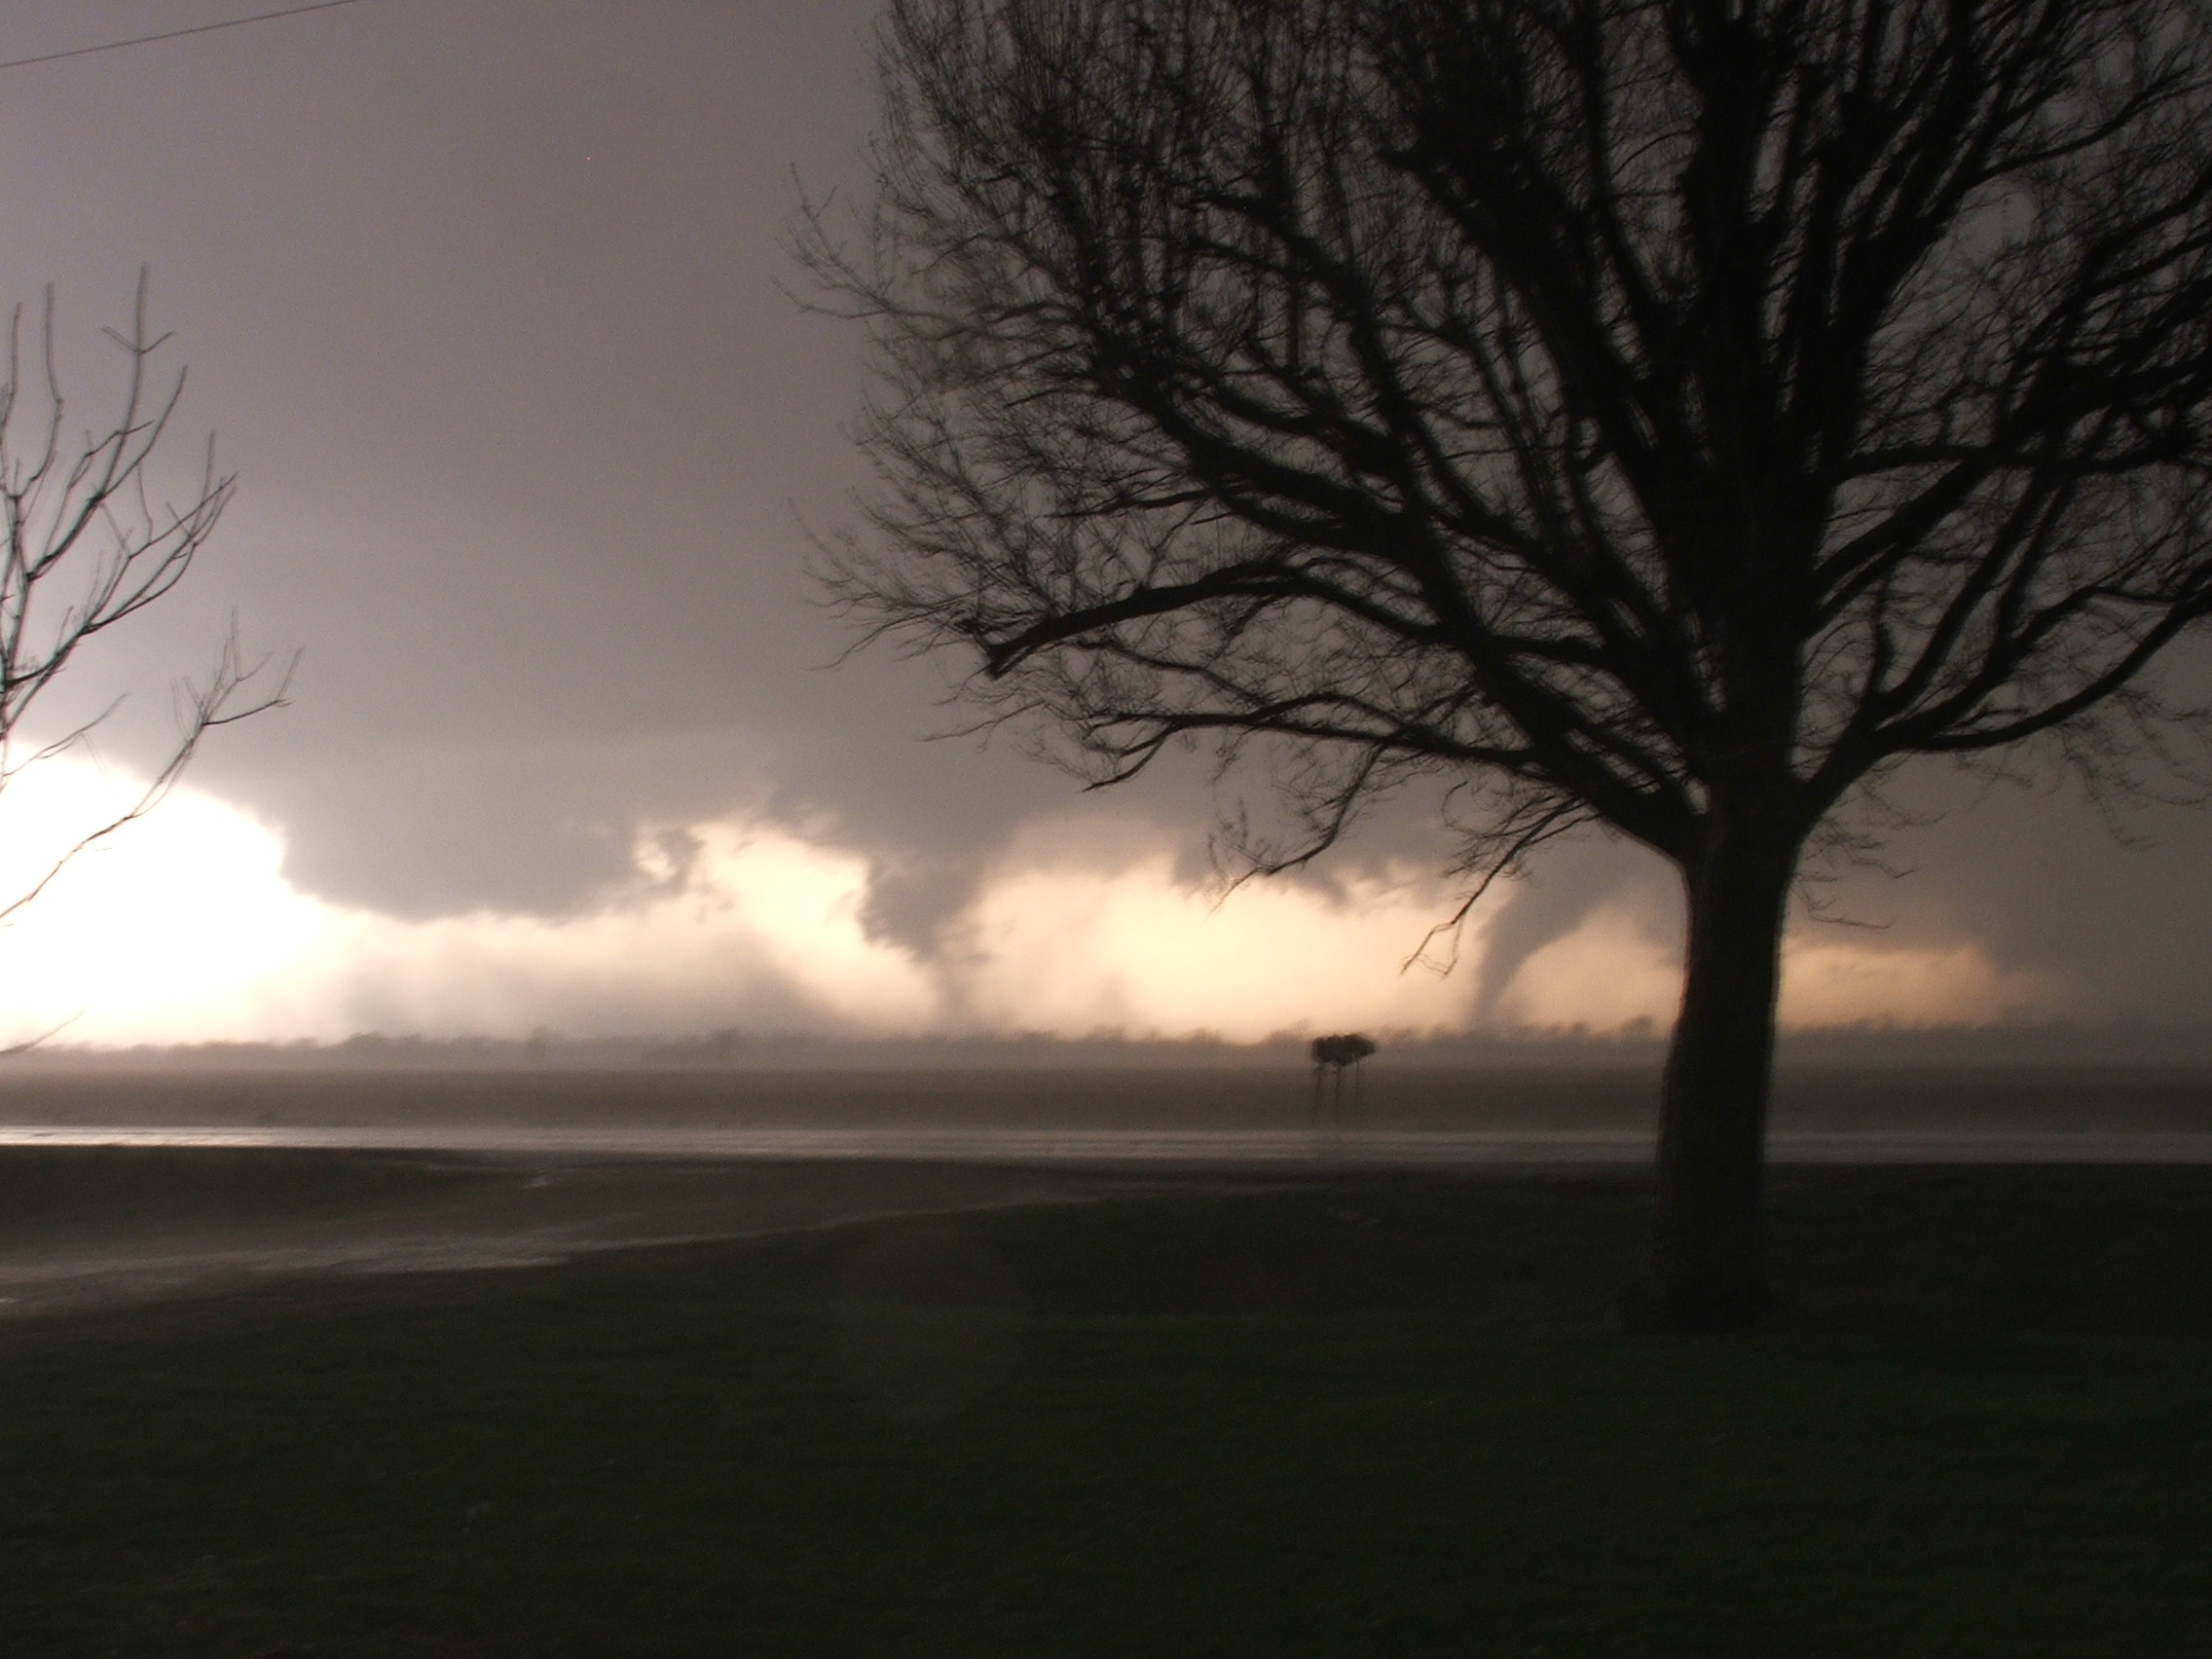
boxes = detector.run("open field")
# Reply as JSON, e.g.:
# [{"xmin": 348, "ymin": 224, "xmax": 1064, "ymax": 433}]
[
  {"xmin": 0, "ymin": 1060, "xmax": 2206, "ymax": 1315},
  {"xmin": 0, "ymin": 1158, "xmax": 2209, "ymax": 1655},
  {"xmin": 0, "ymin": 1147, "xmax": 1166, "ymax": 1318}
]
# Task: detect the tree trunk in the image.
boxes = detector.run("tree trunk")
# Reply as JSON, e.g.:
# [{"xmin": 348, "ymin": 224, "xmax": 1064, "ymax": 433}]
[{"xmin": 1639, "ymin": 812, "xmax": 1800, "ymax": 1332}]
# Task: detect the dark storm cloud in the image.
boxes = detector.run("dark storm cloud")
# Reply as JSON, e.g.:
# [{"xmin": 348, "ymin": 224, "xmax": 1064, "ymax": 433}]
[
  {"xmin": 0, "ymin": 0, "xmax": 1077, "ymax": 905},
  {"xmin": 0, "ymin": 0, "xmax": 2200, "ymax": 1029}
]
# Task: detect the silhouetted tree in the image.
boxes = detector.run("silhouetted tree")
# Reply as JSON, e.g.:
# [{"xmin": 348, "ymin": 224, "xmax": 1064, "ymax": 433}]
[
  {"xmin": 0, "ymin": 274, "xmax": 287, "ymax": 956},
  {"xmin": 811, "ymin": 0, "xmax": 2212, "ymax": 1328}
]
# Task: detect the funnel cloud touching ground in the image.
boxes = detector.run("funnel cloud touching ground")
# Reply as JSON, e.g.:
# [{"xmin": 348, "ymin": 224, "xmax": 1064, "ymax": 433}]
[{"xmin": 0, "ymin": 1, "xmax": 2197, "ymax": 1044}]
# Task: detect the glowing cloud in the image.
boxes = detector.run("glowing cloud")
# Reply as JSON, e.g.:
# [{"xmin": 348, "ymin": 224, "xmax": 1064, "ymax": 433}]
[
  {"xmin": 0, "ymin": 760, "xmax": 2076, "ymax": 1045},
  {"xmin": 0, "ymin": 760, "xmax": 325, "ymax": 1045},
  {"xmin": 1491, "ymin": 904, "xmax": 1685, "ymax": 1031},
  {"xmin": 1777, "ymin": 933, "xmax": 2069, "ymax": 1028},
  {"xmin": 254, "ymin": 821, "xmax": 944, "ymax": 1041},
  {"xmin": 952, "ymin": 848, "xmax": 1480, "ymax": 1039},
  {"xmin": 1492, "ymin": 898, "xmax": 2070, "ymax": 1032},
  {"xmin": 0, "ymin": 763, "xmax": 936, "ymax": 1044}
]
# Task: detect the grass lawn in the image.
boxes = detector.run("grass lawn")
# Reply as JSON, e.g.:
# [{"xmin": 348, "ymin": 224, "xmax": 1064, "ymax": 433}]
[{"xmin": 2, "ymin": 1164, "xmax": 2210, "ymax": 1655}]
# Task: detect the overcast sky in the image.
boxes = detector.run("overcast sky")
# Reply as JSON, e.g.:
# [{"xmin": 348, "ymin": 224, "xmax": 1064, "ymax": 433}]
[{"xmin": 0, "ymin": 0, "xmax": 2202, "ymax": 1046}]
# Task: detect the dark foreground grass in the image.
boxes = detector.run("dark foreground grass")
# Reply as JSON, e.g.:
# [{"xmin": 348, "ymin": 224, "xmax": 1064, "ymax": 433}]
[{"xmin": 3, "ymin": 1166, "xmax": 2211, "ymax": 1656}]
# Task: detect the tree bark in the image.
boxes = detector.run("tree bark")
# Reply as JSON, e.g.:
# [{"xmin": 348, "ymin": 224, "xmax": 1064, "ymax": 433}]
[{"xmin": 1638, "ymin": 809, "xmax": 1800, "ymax": 1332}]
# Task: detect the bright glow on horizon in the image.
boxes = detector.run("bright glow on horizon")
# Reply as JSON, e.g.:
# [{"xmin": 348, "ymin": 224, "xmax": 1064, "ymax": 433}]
[
  {"xmin": 953, "ymin": 850, "xmax": 1485, "ymax": 1038},
  {"xmin": 0, "ymin": 758, "xmax": 2075, "ymax": 1046},
  {"xmin": 1498, "ymin": 902, "xmax": 2068, "ymax": 1031},
  {"xmin": 0, "ymin": 759, "xmax": 325, "ymax": 1046}
]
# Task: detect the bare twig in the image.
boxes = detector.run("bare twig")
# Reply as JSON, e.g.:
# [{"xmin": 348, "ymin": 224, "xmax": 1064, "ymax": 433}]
[{"xmin": 0, "ymin": 275, "xmax": 288, "ymax": 1033}]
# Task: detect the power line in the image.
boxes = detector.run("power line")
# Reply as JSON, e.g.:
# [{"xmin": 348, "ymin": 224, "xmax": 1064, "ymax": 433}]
[{"xmin": 0, "ymin": 0, "xmax": 381, "ymax": 74}]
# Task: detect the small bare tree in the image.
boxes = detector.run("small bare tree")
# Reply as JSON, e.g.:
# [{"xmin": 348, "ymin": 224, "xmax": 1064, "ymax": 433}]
[
  {"xmin": 0, "ymin": 273, "xmax": 288, "ymax": 965},
  {"xmin": 811, "ymin": 0, "xmax": 2212, "ymax": 1328}
]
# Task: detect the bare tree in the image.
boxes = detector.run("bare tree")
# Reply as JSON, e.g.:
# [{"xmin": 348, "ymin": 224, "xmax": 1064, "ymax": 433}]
[
  {"xmin": 809, "ymin": 0, "xmax": 2212, "ymax": 1328},
  {"xmin": 0, "ymin": 274, "xmax": 289, "ymax": 972}
]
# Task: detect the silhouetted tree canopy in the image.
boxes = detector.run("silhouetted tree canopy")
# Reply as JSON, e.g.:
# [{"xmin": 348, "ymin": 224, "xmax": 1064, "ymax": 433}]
[{"xmin": 812, "ymin": 0, "xmax": 2212, "ymax": 1327}]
